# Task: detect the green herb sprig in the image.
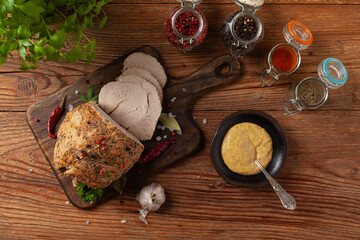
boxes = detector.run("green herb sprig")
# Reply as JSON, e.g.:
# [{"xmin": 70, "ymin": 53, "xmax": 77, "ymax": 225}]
[
  {"xmin": 0, "ymin": 0, "xmax": 112, "ymax": 70},
  {"xmin": 76, "ymin": 182, "xmax": 104, "ymax": 202},
  {"xmin": 79, "ymin": 85, "xmax": 98, "ymax": 102}
]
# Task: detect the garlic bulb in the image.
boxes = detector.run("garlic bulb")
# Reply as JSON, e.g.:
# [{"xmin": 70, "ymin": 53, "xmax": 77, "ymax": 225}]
[{"xmin": 138, "ymin": 183, "xmax": 165, "ymax": 212}]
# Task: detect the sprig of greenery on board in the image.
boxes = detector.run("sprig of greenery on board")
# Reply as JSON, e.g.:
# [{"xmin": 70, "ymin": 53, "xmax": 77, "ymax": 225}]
[
  {"xmin": 76, "ymin": 182, "xmax": 104, "ymax": 202},
  {"xmin": 0, "ymin": 0, "xmax": 112, "ymax": 70},
  {"xmin": 79, "ymin": 85, "xmax": 98, "ymax": 102}
]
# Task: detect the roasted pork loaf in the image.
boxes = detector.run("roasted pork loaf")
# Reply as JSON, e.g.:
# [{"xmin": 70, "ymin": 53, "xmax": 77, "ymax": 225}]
[{"xmin": 54, "ymin": 101, "xmax": 144, "ymax": 189}]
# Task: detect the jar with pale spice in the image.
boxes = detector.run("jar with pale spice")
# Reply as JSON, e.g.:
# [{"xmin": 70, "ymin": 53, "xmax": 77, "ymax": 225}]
[
  {"xmin": 221, "ymin": 0, "xmax": 264, "ymax": 59},
  {"xmin": 284, "ymin": 58, "xmax": 348, "ymax": 116}
]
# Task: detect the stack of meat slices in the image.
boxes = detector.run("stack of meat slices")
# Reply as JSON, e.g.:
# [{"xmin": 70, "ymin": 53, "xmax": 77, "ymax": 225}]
[{"xmin": 99, "ymin": 52, "xmax": 166, "ymax": 141}]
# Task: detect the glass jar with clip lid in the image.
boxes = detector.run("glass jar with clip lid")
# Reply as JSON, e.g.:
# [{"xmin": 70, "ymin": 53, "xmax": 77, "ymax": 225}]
[
  {"xmin": 260, "ymin": 20, "xmax": 313, "ymax": 87},
  {"xmin": 283, "ymin": 58, "xmax": 348, "ymax": 116},
  {"xmin": 221, "ymin": 0, "xmax": 264, "ymax": 59},
  {"xmin": 164, "ymin": 0, "xmax": 208, "ymax": 52}
]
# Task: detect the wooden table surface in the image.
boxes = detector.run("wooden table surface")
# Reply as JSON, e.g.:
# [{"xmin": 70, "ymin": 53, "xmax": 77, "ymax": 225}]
[{"xmin": 0, "ymin": 0, "xmax": 359, "ymax": 239}]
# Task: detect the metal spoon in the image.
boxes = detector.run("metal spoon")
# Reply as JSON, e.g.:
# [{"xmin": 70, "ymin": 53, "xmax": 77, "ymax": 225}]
[{"xmin": 254, "ymin": 159, "xmax": 296, "ymax": 210}]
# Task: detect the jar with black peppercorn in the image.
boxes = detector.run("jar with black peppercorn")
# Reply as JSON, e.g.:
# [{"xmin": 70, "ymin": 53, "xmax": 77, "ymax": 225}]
[
  {"xmin": 165, "ymin": 0, "xmax": 208, "ymax": 52},
  {"xmin": 221, "ymin": 0, "xmax": 264, "ymax": 59},
  {"xmin": 284, "ymin": 58, "xmax": 348, "ymax": 116},
  {"xmin": 260, "ymin": 20, "xmax": 313, "ymax": 87}
]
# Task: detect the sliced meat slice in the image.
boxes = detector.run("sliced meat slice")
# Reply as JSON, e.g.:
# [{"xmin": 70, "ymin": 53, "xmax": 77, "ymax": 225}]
[
  {"xmin": 119, "ymin": 67, "xmax": 163, "ymax": 100},
  {"xmin": 110, "ymin": 75, "xmax": 162, "ymax": 141},
  {"xmin": 99, "ymin": 81, "xmax": 149, "ymax": 133},
  {"xmin": 98, "ymin": 81, "xmax": 129, "ymax": 114},
  {"xmin": 123, "ymin": 52, "xmax": 167, "ymax": 88}
]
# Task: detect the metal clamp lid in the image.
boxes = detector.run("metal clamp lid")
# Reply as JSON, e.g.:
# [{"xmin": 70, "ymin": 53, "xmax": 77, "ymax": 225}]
[
  {"xmin": 233, "ymin": 0, "xmax": 264, "ymax": 10},
  {"xmin": 283, "ymin": 99, "xmax": 303, "ymax": 116},
  {"xmin": 177, "ymin": 0, "xmax": 202, "ymax": 7}
]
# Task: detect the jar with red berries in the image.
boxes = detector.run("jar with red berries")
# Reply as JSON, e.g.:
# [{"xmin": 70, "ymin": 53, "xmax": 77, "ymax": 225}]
[
  {"xmin": 221, "ymin": 0, "xmax": 264, "ymax": 59},
  {"xmin": 165, "ymin": 0, "xmax": 208, "ymax": 52}
]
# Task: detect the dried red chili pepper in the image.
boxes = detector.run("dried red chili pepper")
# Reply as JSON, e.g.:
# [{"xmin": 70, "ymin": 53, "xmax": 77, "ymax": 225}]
[
  {"xmin": 47, "ymin": 96, "xmax": 66, "ymax": 139},
  {"xmin": 139, "ymin": 139, "xmax": 173, "ymax": 165}
]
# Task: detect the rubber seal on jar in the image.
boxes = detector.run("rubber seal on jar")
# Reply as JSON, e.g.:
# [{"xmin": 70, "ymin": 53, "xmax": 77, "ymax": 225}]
[
  {"xmin": 323, "ymin": 58, "xmax": 348, "ymax": 85},
  {"xmin": 288, "ymin": 20, "xmax": 313, "ymax": 45}
]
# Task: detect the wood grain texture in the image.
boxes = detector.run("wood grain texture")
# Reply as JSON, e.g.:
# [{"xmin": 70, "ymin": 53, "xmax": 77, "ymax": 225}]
[{"xmin": 0, "ymin": 1, "xmax": 359, "ymax": 239}]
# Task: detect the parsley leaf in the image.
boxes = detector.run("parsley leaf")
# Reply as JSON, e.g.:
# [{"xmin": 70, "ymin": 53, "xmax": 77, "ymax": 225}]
[
  {"xmin": 76, "ymin": 182, "xmax": 104, "ymax": 202},
  {"xmin": 0, "ymin": 0, "xmax": 112, "ymax": 70}
]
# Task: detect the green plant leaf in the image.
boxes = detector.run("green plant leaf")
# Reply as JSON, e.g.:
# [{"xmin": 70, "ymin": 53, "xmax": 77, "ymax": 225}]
[
  {"xmin": 98, "ymin": 16, "xmax": 107, "ymax": 30},
  {"xmin": 76, "ymin": 182, "xmax": 104, "ymax": 202},
  {"xmin": 65, "ymin": 45, "xmax": 87, "ymax": 63},
  {"xmin": 87, "ymin": 84, "xmax": 94, "ymax": 100},
  {"xmin": 79, "ymin": 94, "xmax": 88, "ymax": 103},
  {"xmin": 50, "ymin": 29, "xmax": 66, "ymax": 49},
  {"xmin": 85, "ymin": 51, "xmax": 96, "ymax": 64},
  {"xmin": 90, "ymin": 95, "xmax": 98, "ymax": 101},
  {"xmin": 15, "ymin": 1, "xmax": 45, "ymax": 20},
  {"xmin": 159, "ymin": 113, "xmax": 182, "ymax": 132},
  {"xmin": 81, "ymin": 15, "xmax": 93, "ymax": 31},
  {"xmin": 19, "ymin": 39, "xmax": 32, "ymax": 47},
  {"xmin": 18, "ymin": 45, "xmax": 26, "ymax": 59},
  {"xmin": 20, "ymin": 60, "xmax": 30, "ymax": 71},
  {"xmin": 79, "ymin": 2, "xmax": 95, "ymax": 16},
  {"xmin": 84, "ymin": 39, "xmax": 96, "ymax": 52},
  {"xmin": 17, "ymin": 25, "xmax": 32, "ymax": 39},
  {"xmin": 111, "ymin": 174, "xmax": 126, "ymax": 193}
]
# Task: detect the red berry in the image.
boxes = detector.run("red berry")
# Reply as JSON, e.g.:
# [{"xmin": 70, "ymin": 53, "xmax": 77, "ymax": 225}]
[
  {"xmin": 100, "ymin": 136, "xmax": 105, "ymax": 140},
  {"xmin": 102, "ymin": 142, "xmax": 105, "ymax": 146},
  {"xmin": 97, "ymin": 81, "xmax": 102, "ymax": 85},
  {"xmin": 85, "ymin": 80, "xmax": 89, "ymax": 84},
  {"xmin": 81, "ymin": 153, "xmax": 84, "ymax": 156},
  {"xmin": 35, "ymin": 118, "xmax": 40, "ymax": 122},
  {"xmin": 167, "ymin": 104, "xmax": 171, "ymax": 108},
  {"xmin": 121, "ymin": 164, "xmax": 125, "ymax": 168},
  {"xmin": 100, "ymin": 170, "xmax": 104, "ymax": 174},
  {"xmin": 182, "ymin": 63, "xmax": 185, "ymax": 67},
  {"xmin": 96, "ymin": 141, "xmax": 100, "ymax": 145},
  {"xmin": 101, "ymin": 147, "xmax": 105, "ymax": 151},
  {"xmin": 172, "ymin": 132, "xmax": 176, "ymax": 136}
]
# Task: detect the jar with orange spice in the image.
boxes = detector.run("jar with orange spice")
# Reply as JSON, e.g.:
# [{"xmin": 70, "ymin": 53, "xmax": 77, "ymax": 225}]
[{"xmin": 260, "ymin": 20, "xmax": 313, "ymax": 87}]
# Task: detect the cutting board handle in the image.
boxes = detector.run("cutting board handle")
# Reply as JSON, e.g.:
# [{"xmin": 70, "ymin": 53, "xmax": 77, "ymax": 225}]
[{"xmin": 169, "ymin": 55, "xmax": 241, "ymax": 97}]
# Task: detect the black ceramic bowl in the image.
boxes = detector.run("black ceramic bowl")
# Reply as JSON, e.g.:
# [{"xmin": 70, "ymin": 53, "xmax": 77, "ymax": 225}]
[{"xmin": 210, "ymin": 110, "xmax": 288, "ymax": 187}]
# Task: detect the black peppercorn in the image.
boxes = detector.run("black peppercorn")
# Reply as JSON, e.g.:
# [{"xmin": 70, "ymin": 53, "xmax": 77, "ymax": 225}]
[{"xmin": 234, "ymin": 16, "xmax": 257, "ymax": 41}]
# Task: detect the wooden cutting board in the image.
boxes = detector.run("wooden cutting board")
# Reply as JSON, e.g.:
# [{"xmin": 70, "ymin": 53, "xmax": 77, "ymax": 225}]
[{"xmin": 26, "ymin": 46, "xmax": 241, "ymax": 209}]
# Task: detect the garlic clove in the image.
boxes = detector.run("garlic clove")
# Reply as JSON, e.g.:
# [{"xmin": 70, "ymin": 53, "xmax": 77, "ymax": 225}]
[{"xmin": 138, "ymin": 183, "xmax": 166, "ymax": 212}]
